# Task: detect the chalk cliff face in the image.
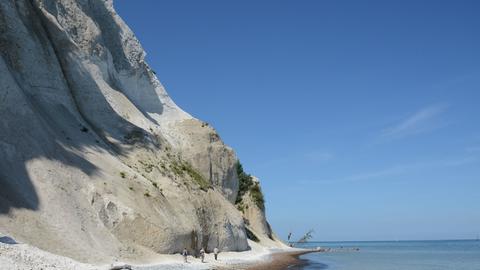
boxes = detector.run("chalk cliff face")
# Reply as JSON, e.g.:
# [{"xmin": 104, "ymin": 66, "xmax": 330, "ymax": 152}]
[{"xmin": 0, "ymin": 0, "xmax": 277, "ymax": 263}]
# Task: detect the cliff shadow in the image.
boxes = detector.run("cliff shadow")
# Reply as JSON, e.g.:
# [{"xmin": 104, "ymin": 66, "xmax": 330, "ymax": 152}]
[{"xmin": 0, "ymin": 0, "xmax": 164, "ymax": 215}]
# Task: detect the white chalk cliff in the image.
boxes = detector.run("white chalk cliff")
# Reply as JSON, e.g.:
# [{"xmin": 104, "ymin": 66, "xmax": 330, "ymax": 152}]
[{"xmin": 0, "ymin": 0, "xmax": 283, "ymax": 264}]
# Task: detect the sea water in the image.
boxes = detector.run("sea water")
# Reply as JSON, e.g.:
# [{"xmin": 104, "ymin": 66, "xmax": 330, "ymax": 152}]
[{"xmin": 294, "ymin": 240, "xmax": 480, "ymax": 270}]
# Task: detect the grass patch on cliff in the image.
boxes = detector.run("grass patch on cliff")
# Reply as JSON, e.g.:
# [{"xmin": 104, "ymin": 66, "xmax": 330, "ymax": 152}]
[
  {"xmin": 138, "ymin": 160, "xmax": 154, "ymax": 173},
  {"xmin": 235, "ymin": 161, "xmax": 265, "ymax": 210},
  {"xmin": 250, "ymin": 183, "xmax": 265, "ymax": 211},
  {"xmin": 170, "ymin": 160, "xmax": 210, "ymax": 191},
  {"xmin": 235, "ymin": 162, "xmax": 253, "ymax": 204}
]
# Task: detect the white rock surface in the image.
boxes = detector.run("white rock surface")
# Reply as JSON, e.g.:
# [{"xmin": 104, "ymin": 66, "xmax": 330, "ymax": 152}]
[
  {"xmin": 0, "ymin": 241, "xmax": 101, "ymax": 270},
  {"xmin": 0, "ymin": 0, "xmax": 280, "ymax": 264}
]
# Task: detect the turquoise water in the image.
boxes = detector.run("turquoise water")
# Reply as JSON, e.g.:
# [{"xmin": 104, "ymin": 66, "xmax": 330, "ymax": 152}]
[{"xmin": 294, "ymin": 240, "xmax": 480, "ymax": 270}]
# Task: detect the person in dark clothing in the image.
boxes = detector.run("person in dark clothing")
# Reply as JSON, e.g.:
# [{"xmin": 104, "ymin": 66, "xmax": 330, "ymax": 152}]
[{"xmin": 182, "ymin": 248, "xmax": 188, "ymax": 263}]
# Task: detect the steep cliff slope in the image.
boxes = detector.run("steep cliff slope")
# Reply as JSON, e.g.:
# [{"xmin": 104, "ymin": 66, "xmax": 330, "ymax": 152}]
[{"xmin": 0, "ymin": 0, "xmax": 280, "ymax": 263}]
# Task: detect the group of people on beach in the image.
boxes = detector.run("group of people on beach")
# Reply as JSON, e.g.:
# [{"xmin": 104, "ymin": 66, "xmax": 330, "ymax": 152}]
[{"xmin": 181, "ymin": 247, "xmax": 219, "ymax": 263}]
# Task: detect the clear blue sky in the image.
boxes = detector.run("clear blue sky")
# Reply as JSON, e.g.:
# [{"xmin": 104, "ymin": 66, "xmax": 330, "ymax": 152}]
[{"xmin": 115, "ymin": 0, "xmax": 480, "ymax": 241}]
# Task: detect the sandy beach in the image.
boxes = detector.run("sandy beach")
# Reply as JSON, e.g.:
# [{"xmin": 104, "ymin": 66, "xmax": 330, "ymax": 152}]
[
  {"xmin": 130, "ymin": 247, "xmax": 316, "ymax": 270},
  {"xmin": 1, "ymin": 239, "xmax": 316, "ymax": 270},
  {"xmin": 132, "ymin": 241, "xmax": 315, "ymax": 270}
]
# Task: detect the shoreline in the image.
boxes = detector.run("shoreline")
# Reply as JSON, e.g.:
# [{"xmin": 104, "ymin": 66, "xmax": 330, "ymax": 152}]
[{"xmin": 244, "ymin": 249, "xmax": 318, "ymax": 270}]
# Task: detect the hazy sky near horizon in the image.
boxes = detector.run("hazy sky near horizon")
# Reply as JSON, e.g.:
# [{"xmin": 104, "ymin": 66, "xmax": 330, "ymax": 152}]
[{"xmin": 115, "ymin": 0, "xmax": 480, "ymax": 241}]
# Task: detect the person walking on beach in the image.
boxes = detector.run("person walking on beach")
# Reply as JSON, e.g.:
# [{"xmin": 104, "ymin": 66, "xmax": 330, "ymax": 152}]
[
  {"xmin": 213, "ymin": 247, "xmax": 219, "ymax": 260},
  {"xmin": 182, "ymin": 248, "xmax": 188, "ymax": 263},
  {"xmin": 200, "ymin": 247, "xmax": 205, "ymax": 263}
]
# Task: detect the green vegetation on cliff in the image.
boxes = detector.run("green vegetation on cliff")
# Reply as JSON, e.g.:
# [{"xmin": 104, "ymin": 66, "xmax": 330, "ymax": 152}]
[
  {"xmin": 236, "ymin": 162, "xmax": 253, "ymax": 202},
  {"xmin": 171, "ymin": 160, "xmax": 211, "ymax": 191},
  {"xmin": 235, "ymin": 161, "xmax": 265, "ymax": 210}
]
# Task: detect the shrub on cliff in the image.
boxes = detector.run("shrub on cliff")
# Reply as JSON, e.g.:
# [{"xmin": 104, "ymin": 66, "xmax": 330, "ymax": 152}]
[
  {"xmin": 235, "ymin": 161, "xmax": 264, "ymax": 210},
  {"xmin": 235, "ymin": 161, "xmax": 253, "ymax": 204},
  {"xmin": 249, "ymin": 183, "xmax": 265, "ymax": 211}
]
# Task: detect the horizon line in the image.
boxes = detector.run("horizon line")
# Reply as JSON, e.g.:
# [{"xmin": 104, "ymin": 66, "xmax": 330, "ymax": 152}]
[{"xmin": 296, "ymin": 238, "xmax": 479, "ymax": 243}]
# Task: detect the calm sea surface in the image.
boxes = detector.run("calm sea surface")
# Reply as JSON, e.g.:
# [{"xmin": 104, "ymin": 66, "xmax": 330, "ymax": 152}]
[{"xmin": 293, "ymin": 240, "xmax": 480, "ymax": 270}]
